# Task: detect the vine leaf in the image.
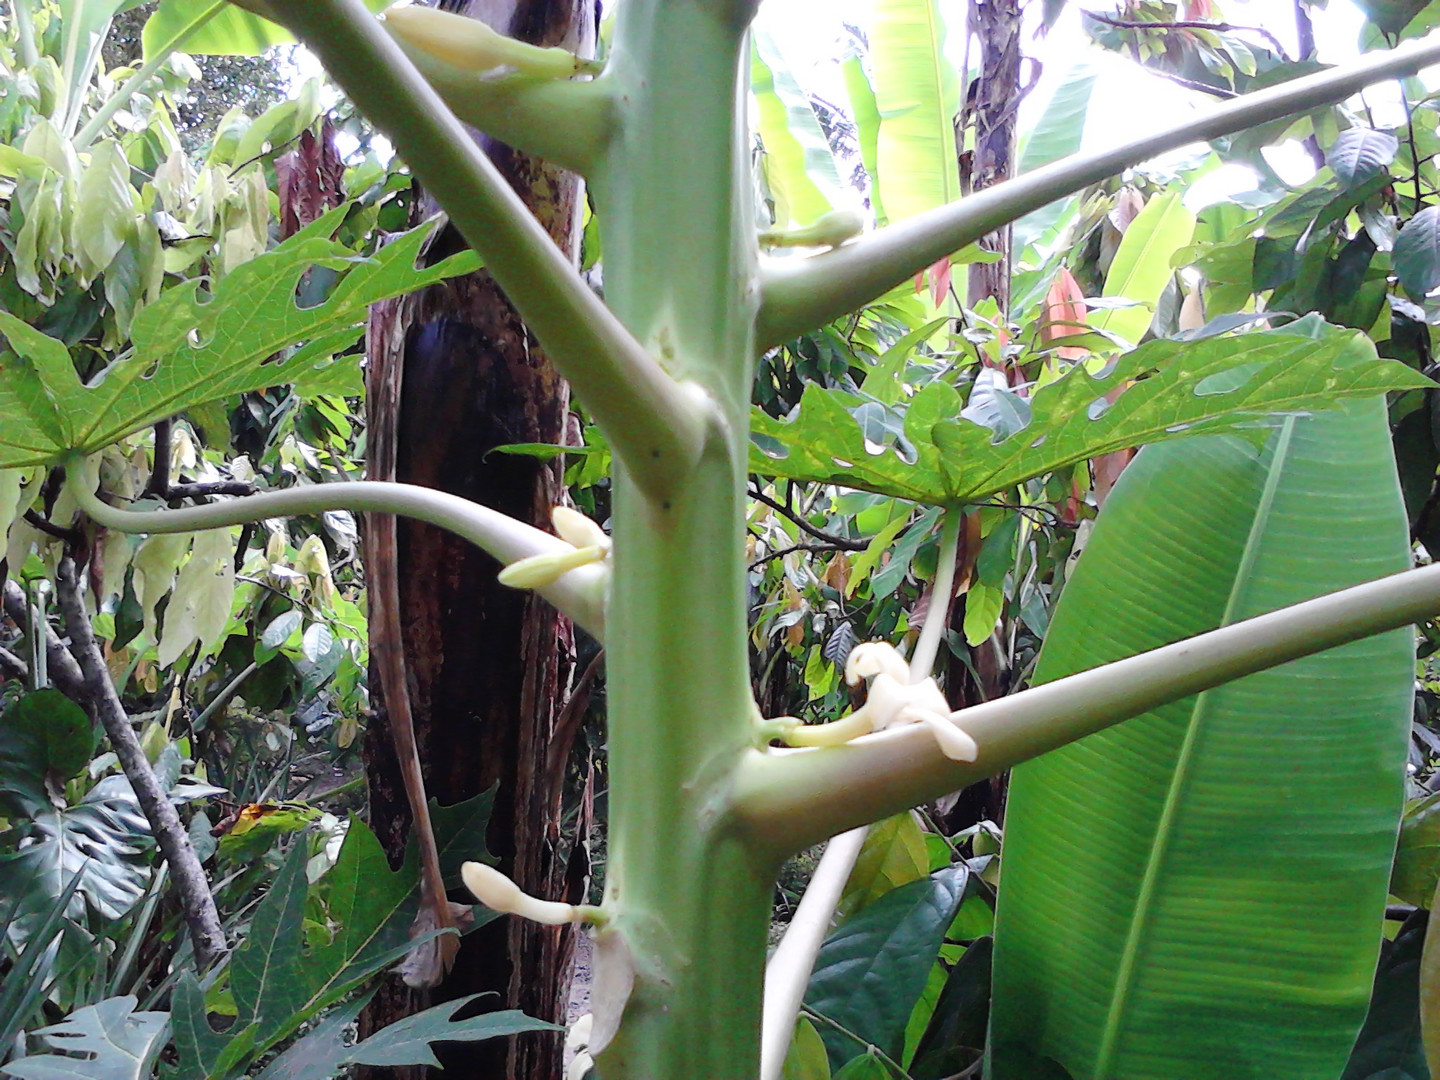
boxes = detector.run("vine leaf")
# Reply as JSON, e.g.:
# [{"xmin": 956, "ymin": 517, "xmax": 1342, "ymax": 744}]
[
  {"xmin": 1326, "ymin": 128, "xmax": 1399, "ymax": 189},
  {"xmin": 0, "ymin": 210, "xmax": 478, "ymax": 469},
  {"xmin": 751, "ymin": 316, "xmax": 1432, "ymax": 505}
]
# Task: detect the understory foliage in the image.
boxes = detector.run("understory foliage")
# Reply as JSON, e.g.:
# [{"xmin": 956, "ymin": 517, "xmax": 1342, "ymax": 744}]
[{"xmin": 7, "ymin": 1, "xmax": 1440, "ymax": 1079}]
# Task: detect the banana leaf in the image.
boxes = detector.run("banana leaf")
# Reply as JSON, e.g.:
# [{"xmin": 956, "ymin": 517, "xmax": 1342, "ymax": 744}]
[{"xmin": 990, "ymin": 398, "xmax": 1414, "ymax": 1080}]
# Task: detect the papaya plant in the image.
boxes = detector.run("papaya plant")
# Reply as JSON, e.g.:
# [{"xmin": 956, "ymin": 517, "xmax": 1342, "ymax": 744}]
[{"xmin": 12, "ymin": 1, "xmax": 1440, "ymax": 1078}]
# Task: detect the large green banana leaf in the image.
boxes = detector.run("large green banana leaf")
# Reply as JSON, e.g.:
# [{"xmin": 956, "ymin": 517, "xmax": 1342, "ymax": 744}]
[
  {"xmin": 751, "ymin": 28, "xmax": 844, "ymax": 230},
  {"xmin": 990, "ymin": 398, "xmax": 1414, "ymax": 1080},
  {"xmin": 866, "ymin": 0, "xmax": 961, "ymax": 224}
]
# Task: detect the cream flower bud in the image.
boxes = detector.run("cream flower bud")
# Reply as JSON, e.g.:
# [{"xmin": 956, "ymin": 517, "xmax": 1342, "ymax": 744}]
[
  {"xmin": 498, "ymin": 506, "xmax": 611, "ymax": 591},
  {"xmin": 499, "ymin": 545, "xmax": 607, "ymax": 589},
  {"xmin": 462, "ymin": 862, "xmax": 580, "ymax": 925},
  {"xmin": 845, "ymin": 642, "xmax": 910, "ymax": 686},
  {"xmin": 553, "ymin": 506, "xmax": 609, "ymax": 551}
]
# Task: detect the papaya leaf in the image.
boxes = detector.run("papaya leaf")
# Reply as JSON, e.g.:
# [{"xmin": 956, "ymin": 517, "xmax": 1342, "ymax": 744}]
[
  {"xmin": 342, "ymin": 995, "xmax": 559, "ymax": 1068},
  {"xmin": 0, "ymin": 995, "xmax": 168, "ymax": 1080},
  {"xmin": 0, "ymin": 212, "xmax": 478, "ymax": 468},
  {"xmin": 750, "ymin": 317, "xmax": 1432, "ymax": 505}
]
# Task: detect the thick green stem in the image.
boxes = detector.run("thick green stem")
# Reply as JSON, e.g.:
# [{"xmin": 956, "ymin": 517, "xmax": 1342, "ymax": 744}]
[
  {"xmin": 582, "ymin": 4, "xmax": 769, "ymax": 1079},
  {"xmin": 65, "ymin": 462, "xmax": 607, "ymax": 638},
  {"xmin": 734, "ymin": 560, "xmax": 1440, "ymax": 858},
  {"xmin": 271, "ymin": 0, "xmax": 706, "ymax": 503},
  {"xmin": 758, "ymin": 31, "xmax": 1440, "ymax": 345}
]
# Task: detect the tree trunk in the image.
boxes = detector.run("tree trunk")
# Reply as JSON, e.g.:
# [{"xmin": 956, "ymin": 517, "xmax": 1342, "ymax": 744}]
[
  {"xmin": 360, "ymin": 3, "xmax": 593, "ymax": 1078},
  {"xmin": 964, "ymin": 0, "xmax": 1024, "ymax": 312}
]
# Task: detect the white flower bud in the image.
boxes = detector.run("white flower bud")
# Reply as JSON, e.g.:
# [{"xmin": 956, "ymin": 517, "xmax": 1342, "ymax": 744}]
[{"xmin": 461, "ymin": 862, "xmax": 580, "ymax": 925}]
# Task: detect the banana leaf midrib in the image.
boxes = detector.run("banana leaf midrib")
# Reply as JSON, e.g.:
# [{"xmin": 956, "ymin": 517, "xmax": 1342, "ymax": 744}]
[{"xmin": 1089, "ymin": 417, "xmax": 1298, "ymax": 1079}]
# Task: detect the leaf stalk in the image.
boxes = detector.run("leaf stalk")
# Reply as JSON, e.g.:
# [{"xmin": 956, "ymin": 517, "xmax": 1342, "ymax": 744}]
[
  {"xmin": 735, "ymin": 560, "xmax": 1440, "ymax": 856},
  {"xmin": 757, "ymin": 32, "xmax": 1440, "ymax": 346}
]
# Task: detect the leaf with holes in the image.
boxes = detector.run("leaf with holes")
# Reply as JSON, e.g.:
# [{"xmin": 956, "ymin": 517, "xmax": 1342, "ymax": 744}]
[
  {"xmin": 1, "ymin": 995, "xmax": 168, "ymax": 1080},
  {"xmin": 0, "ymin": 211, "xmax": 478, "ymax": 468},
  {"xmin": 1327, "ymin": 128, "xmax": 1399, "ymax": 189},
  {"xmin": 750, "ymin": 316, "xmax": 1431, "ymax": 504}
]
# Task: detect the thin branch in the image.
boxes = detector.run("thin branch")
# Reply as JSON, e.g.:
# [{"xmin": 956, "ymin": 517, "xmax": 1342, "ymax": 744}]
[
  {"xmin": 66, "ymin": 460, "xmax": 607, "ymax": 639},
  {"xmin": 734, "ymin": 560, "xmax": 1440, "ymax": 857},
  {"xmin": 192, "ymin": 661, "xmax": 259, "ymax": 731},
  {"xmin": 548, "ymin": 650, "xmax": 605, "ymax": 805},
  {"xmin": 390, "ymin": 38, "xmax": 613, "ymax": 178},
  {"xmin": 749, "ymin": 487, "xmax": 868, "ymax": 551},
  {"xmin": 757, "ymin": 33, "xmax": 1440, "ymax": 346},
  {"xmin": 144, "ymin": 420, "xmax": 171, "ymax": 500},
  {"xmin": 22, "ymin": 510, "xmax": 82, "ymax": 545},
  {"xmin": 370, "ymin": 501, "xmax": 456, "ymax": 987},
  {"xmin": 1141, "ymin": 69, "xmax": 1238, "ymax": 100},
  {"xmin": 1083, "ymin": 10, "xmax": 1290, "ymax": 59},
  {"xmin": 1400, "ymin": 82, "xmax": 1426, "ymax": 213},
  {"xmin": 1295, "ymin": 0, "xmax": 1317, "ymax": 59},
  {"xmin": 55, "ymin": 557, "xmax": 227, "ymax": 970},
  {"xmin": 269, "ymin": 0, "xmax": 708, "ymax": 503},
  {"xmin": 3, "ymin": 579, "xmax": 88, "ymax": 702},
  {"xmin": 0, "ymin": 645, "xmax": 29, "ymax": 681},
  {"xmin": 749, "ymin": 541, "xmax": 857, "ymax": 568},
  {"xmin": 801, "ymin": 1008, "xmax": 914, "ymax": 1080},
  {"xmin": 167, "ymin": 480, "xmax": 260, "ymax": 500}
]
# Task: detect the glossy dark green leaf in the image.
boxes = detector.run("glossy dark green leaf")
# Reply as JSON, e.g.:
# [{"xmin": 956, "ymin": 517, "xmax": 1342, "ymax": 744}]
[
  {"xmin": 1340, "ymin": 910, "xmax": 1429, "ymax": 1080},
  {"xmin": 1395, "ymin": 206, "xmax": 1440, "ymax": 300},
  {"xmin": 1392, "ymin": 794, "xmax": 1440, "ymax": 907},
  {"xmin": 909, "ymin": 937, "xmax": 992, "ymax": 1080},
  {"xmin": 0, "ymin": 689, "xmax": 97, "ymax": 814},
  {"xmin": 806, "ymin": 865, "xmax": 969, "ymax": 1069},
  {"xmin": 991, "ymin": 400, "xmax": 1413, "ymax": 1079},
  {"xmin": 1354, "ymin": 0, "xmax": 1430, "ymax": 34},
  {"xmin": 1328, "ymin": 128, "xmax": 1400, "ymax": 189}
]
